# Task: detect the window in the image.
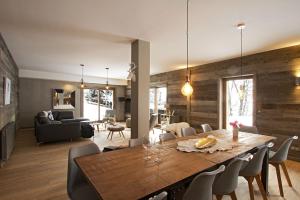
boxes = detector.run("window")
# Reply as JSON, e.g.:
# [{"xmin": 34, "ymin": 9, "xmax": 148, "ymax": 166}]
[
  {"xmin": 83, "ymin": 89, "xmax": 114, "ymax": 121},
  {"xmin": 149, "ymin": 87, "xmax": 167, "ymax": 113},
  {"xmin": 224, "ymin": 77, "xmax": 254, "ymax": 129}
]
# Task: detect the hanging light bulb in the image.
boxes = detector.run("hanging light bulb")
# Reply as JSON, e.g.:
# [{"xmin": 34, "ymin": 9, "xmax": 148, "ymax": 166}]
[
  {"xmin": 181, "ymin": 0, "xmax": 193, "ymax": 96},
  {"xmin": 80, "ymin": 64, "xmax": 85, "ymax": 88},
  {"xmin": 105, "ymin": 67, "xmax": 109, "ymax": 90},
  {"xmin": 181, "ymin": 79, "xmax": 194, "ymax": 96}
]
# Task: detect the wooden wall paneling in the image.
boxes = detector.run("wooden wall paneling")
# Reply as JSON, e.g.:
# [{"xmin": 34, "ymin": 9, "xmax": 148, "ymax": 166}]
[{"xmin": 151, "ymin": 45, "xmax": 300, "ymax": 161}]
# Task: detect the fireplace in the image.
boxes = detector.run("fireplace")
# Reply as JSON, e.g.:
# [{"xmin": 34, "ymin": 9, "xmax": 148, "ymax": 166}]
[{"xmin": 0, "ymin": 122, "xmax": 15, "ymax": 167}]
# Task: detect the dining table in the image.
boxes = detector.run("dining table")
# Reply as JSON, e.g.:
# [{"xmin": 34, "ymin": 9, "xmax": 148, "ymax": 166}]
[{"xmin": 75, "ymin": 129, "xmax": 275, "ymax": 200}]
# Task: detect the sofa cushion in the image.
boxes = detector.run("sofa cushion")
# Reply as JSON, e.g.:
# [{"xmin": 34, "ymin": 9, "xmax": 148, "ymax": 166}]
[
  {"xmin": 56, "ymin": 111, "xmax": 74, "ymax": 120},
  {"xmin": 39, "ymin": 116, "xmax": 50, "ymax": 124},
  {"xmin": 48, "ymin": 120, "xmax": 62, "ymax": 125}
]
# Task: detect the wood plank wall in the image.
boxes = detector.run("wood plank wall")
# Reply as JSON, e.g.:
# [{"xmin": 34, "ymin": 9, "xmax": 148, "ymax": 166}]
[
  {"xmin": 0, "ymin": 34, "xmax": 19, "ymax": 130},
  {"xmin": 151, "ymin": 45, "xmax": 300, "ymax": 161}
]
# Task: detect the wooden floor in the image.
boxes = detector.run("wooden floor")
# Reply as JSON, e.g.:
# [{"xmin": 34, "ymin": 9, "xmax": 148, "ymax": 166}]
[{"xmin": 0, "ymin": 128, "xmax": 299, "ymax": 200}]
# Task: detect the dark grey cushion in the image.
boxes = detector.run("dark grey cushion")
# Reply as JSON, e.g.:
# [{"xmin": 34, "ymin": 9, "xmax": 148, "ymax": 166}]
[
  {"xmin": 48, "ymin": 120, "xmax": 62, "ymax": 125},
  {"xmin": 39, "ymin": 116, "xmax": 50, "ymax": 124},
  {"xmin": 57, "ymin": 111, "xmax": 74, "ymax": 120}
]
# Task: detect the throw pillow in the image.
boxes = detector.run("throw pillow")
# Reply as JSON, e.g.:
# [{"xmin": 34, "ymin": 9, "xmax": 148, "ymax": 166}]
[{"xmin": 47, "ymin": 110, "xmax": 54, "ymax": 121}]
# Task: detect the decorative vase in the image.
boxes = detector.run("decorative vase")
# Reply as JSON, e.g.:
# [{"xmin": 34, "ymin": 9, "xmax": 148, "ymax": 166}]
[{"xmin": 233, "ymin": 127, "xmax": 239, "ymax": 140}]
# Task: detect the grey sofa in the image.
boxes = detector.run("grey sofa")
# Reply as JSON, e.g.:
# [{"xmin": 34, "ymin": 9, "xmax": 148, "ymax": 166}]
[{"xmin": 34, "ymin": 111, "xmax": 91, "ymax": 143}]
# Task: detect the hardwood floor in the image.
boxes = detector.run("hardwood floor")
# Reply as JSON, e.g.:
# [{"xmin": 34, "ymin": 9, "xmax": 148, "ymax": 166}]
[{"xmin": 0, "ymin": 128, "xmax": 299, "ymax": 200}]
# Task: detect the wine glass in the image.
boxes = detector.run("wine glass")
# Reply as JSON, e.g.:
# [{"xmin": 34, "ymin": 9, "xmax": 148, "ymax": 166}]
[{"xmin": 142, "ymin": 136, "xmax": 153, "ymax": 160}]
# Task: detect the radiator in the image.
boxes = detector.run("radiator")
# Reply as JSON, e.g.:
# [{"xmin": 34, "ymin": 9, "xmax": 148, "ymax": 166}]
[{"xmin": 0, "ymin": 122, "xmax": 15, "ymax": 167}]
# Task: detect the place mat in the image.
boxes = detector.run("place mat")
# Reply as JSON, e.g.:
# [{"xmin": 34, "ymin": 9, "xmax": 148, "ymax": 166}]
[{"xmin": 177, "ymin": 136, "xmax": 237, "ymax": 153}]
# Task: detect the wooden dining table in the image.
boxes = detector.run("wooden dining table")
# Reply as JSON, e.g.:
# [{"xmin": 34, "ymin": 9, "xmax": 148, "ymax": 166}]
[{"xmin": 75, "ymin": 129, "xmax": 275, "ymax": 200}]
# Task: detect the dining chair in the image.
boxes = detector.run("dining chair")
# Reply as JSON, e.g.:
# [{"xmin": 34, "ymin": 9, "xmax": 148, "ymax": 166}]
[
  {"xmin": 148, "ymin": 191, "xmax": 168, "ymax": 200},
  {"xmin": 67, "ymin": 143, "xmax": 100, "ymax": 200},
  {"xmin": 201, "ymin": 124, "xmax": 212, "ymax": 133},
  {"xmin": 159, "ymin": 132, "xmax": 177, "ymax": 142},
  {"xmin": 181, "ymin": 127, "xmax": 197, "ymax": 137},
  {"xmin": 150, "ymin": 114, "xmax": 158, "ymax": 134},
  {"xmin": 239, "ymin": 146, "xmax": 268, "ymax": 200},
  {"xmin": 269, "ymin": 135, "xmax": 298, "ymax": 197},
  {"xmin": 239, "ymin": 125, "xmax": 259, "ymax": 134},
  {"xmin": 129, "ymin": 138, "xmax": 144, "ymax": 147},
  {"xmin": 213, "ymin": 155, "xmax": 251, "ymax": 200},
  {"xmin": 183, "ymin": 165, "xmax": 225, "ymax": 200}
]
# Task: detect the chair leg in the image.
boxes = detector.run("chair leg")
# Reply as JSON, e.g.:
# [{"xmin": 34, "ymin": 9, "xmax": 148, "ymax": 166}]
[
  {"xmin": 111, "ymin": 131, "xmax": 114, "ymax": 140},
  {"xmin": 255, "ymin": 175, "xmax": 268, "ymax": 200},
  {"xmin": 245, "ymin": 176, "xmax": 255, "ymax": 200},
  {"xmin": 216, "ymin": 195, "xmax": 223, "ymax": 200},
  {"xmin": 273, "ymin": 163, "xmax": 284, "ymax": 197},
  {"xmin": 121, "ymin": 131, "xmax": 125, "ymax": 139},
  {"xmin": 230, "ymin": 191, "xmax": 237, "ymax": 200},
  {"xmin": 107, "ymin": 131, "xmax": 111, "ymax": 139},
  {"xmin": 280, "ymin": 162, "xmax": 292, "ymax": 187}
]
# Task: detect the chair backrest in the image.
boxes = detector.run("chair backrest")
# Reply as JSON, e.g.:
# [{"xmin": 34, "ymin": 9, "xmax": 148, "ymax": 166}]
[
  {"xmin": 105, "ymin": 109, "xmax": 115, "ymax": 117},
  {"xmin": 181, "ymin": 127, "xmax": 197, "ymax": 137},
  {"xmin": 239, "ymin": 145, "xmax": 267, "ymax": 177},
  {"xmin": 213, "ymin": 156, "xmax": 248, "ymax": 195},
  {"xmin": 201, "ymin": 124, "xmax": 212, "ymax": 133},
  {"xmin": 67, "ymin": 143, "xmax": 100, "ymax": 197},
  {"xmin": 159, "ymin": 132, "xmax": 176, "ymax": 142},
  {"xmin": 183, "ymin": 165, "xmax": 225, "ymax": 200},
  {"xmin": 270, "ymin": 136, "xmax": 298, "ymax": 163},
  {"xmin": 239, "ymin": 125, "xmax": 258, "ymax": 134},
  {"xmin": 149, "ymin": 114, "xmax": 158, "ymax": 130},
  {"xmin": 148, "ymin": 191, "xmax": 168, "ymax": 200},
  {"xmin": 129, "ymin": 138, "xmax": 144, "ymax": 147}
]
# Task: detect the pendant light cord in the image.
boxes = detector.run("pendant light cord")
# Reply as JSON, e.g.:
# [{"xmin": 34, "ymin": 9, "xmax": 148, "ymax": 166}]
[
  {"xmin": 240, "ymin": 27, "xmax": 243, "ymax": 76},
  {"xmin": 186, "ymin": 0, "xmax": 189, "ymax": 81},
  {"xmin": 106, "ymin": 67, "xmax": 109, "ymax": 85},
  {"xmin": 82, "ymin": 66, "xmax": 83, "ymax": 80}
]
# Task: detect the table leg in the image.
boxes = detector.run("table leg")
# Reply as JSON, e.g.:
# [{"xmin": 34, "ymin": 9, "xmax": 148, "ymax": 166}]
[
  {"xmin": 97, "ymin": 124, "xmax": 99, "ymax": 132},
  {"xmin": 107, "ymin": 131, "xmax": 111, "ymax": 139},
  {"xmin": 261, "ymin": 148, "xmax": 269, "ymax": 194},
  {"xmin": 111, "ymin": 131, "xmax": 114, "ymax": 140},
  {"xmin": 121, "ymin": 131, "xmax": 125, "ymax": 139}
]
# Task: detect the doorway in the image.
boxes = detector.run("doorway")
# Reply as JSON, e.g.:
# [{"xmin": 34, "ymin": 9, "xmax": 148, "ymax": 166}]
[
  {"xmin": 223, "ymin": 76, "xmax": 254, "ymax": 129},
  {"xmin": 83, "ymin": 89, "xmax": 114, "ymax": 121}
]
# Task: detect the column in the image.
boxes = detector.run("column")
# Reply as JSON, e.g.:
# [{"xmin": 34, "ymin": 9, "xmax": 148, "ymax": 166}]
[{"xmin": 131, "ymin": 40, "xmax": 150, "ymax": 139}]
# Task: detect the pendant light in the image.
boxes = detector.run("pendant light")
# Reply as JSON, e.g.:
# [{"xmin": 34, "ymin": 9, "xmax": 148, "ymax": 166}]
[
  {"xmin": 181, "ymin": 0, "xmax": 193, "ymax": 96},
  {"xmin": 80, "ymin": 64, "xmax": 85, "ymax": 88},
  {"xmin": 237, "ymin": 23, "xmax": 246, "ymax": 94},
  {"xmin": 105, "ymin": 67, "xmax": 109, "ymax": 90}
]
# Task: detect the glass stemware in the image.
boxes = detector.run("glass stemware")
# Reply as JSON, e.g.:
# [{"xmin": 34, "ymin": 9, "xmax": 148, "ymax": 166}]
[{"xmin": 142, "ymin": 136, "xmax": 154, "ymax": 160}]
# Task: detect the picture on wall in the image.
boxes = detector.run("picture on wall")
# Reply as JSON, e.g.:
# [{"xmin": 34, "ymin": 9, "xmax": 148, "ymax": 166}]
[{"xmin": 4, "ymin": 77, "xmax": 11, "ymax": 105}]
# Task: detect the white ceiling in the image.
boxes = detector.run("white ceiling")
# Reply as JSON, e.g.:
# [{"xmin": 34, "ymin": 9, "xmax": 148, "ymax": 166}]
[{"xmin": 1, "ymin": 0, "xmax": 300, "ymax": 80}]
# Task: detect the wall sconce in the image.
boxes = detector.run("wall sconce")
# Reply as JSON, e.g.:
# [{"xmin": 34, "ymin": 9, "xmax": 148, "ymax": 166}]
[{"xmin": 296, "ymin": 77, "xmax": 300, "ymax": 86}]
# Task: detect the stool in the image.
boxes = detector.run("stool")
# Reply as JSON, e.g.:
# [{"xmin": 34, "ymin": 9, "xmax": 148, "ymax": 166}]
[{"xmin": 107, "ymin": 125, "xmax": 125, "ymax": 140}]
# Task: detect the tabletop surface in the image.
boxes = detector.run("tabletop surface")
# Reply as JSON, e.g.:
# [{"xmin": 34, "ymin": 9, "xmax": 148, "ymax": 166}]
[{"xmin": 75, "ymin": 129, "xmax": 275, "ymax": 200}]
